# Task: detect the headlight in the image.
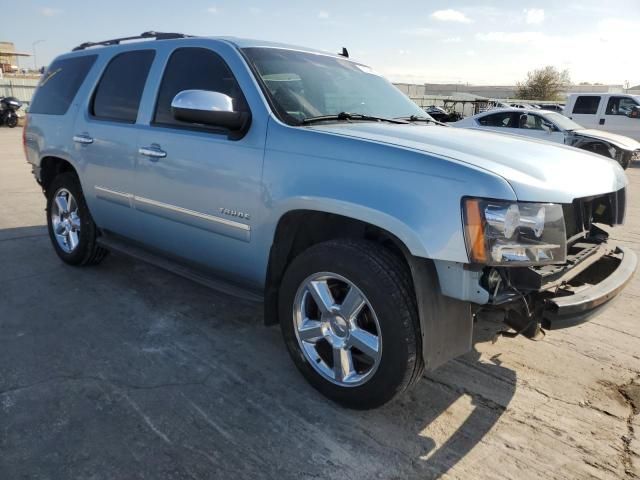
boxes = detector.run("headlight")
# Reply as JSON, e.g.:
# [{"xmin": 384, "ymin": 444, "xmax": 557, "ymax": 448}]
[{"xmin": 462, "ymin": 198, "xmax": 567, "ymax": 265}]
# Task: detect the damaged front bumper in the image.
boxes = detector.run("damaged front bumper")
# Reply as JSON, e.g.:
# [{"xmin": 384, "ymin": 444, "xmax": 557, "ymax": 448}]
[
  {"xmin": 489, "ymin": 240, "xmax": 637, "ymax": 335},
  {"xmin": 541, "ymin": 245, "xmax": 637, "ymax": 329}
]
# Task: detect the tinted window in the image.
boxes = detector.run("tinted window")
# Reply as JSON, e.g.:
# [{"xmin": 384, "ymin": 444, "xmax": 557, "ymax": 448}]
[
  {"xmin": 572, "ymin": 96, "xmax": 600, "ymax": 115},
  {"xmin": 606, "ymin": 96, "xmax": 640, "ymax": 116},
  {"xmin": 154, "ymin": 48, "xmax": 248, "ymax": 126},
  {"xmin": 29, "ymin": 55, "xmax": 97, "ymax": 115},
  {"xmin": 478, "ymin": 112, "xmax": 516, "ymax": 127},
  {"xmin": 92, "ymin": 50, "xmax": 155, "ymax": 123}
]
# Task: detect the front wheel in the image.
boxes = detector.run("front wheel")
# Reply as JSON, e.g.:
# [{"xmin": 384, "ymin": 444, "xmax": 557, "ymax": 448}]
[{"xmin": 279, "ymin": 239, "xmax": 423, "ymax": 409}]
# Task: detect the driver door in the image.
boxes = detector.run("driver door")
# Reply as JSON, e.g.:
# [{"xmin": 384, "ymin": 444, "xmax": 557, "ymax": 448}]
[
  {"xmin": 515, "ymin": 113, "xmax": 565, "ymax": 144},
  {"xmin": 132, "ymin": 46, "xmax": 265, "ymax": 284}
]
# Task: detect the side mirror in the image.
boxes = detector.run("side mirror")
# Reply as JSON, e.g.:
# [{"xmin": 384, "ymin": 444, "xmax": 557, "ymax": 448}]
[
  {"xmin": 629, "ymin": 106, "xmax": 640, "ymax": 119},
  {"xmin": 171, "ymin": 90, "xmax": 250, "ymax": 133}
]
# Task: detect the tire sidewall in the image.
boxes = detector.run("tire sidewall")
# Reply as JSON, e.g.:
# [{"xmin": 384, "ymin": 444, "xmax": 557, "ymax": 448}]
[
  {"xmin": 279, "ymin": 242, "xmax": 418, "ymax": 408},
  {"xmin": 46, "ymin": 173, "xmax": 97, "ymax": 265}
]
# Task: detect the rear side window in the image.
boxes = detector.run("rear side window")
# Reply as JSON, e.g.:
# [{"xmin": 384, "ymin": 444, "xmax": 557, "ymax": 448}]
[
  {"xmin": 29, "ymin": 55, "xmax": 97, "ymax": 115},
  {"xmin": 478, "ymin": 112, "xmax": 516, "ymax": 127},
  {"xmin": 572, "ymin": 96, "xmax": 600, "ymax": 115},
  {"xmin": 92, "ymin": 50, "xmax": 155, "ymax": 123},
  {"xmin": 153, "ymin": 47, "xmax": 248, "ymax": 127}
]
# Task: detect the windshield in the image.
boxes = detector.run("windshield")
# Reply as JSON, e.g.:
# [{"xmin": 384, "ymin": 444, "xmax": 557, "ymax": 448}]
[
  {"xmin": 542, "ymin": 111, "xmax": 582, "ymax": 131},
  {"xmin": 242, "ymin": 47, "xmax": 427, "ymax": 125}
]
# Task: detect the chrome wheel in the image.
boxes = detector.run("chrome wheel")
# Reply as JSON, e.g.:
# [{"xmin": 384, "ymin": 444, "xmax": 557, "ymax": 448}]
[
  {"xmin": 293, "ymin": 272, "xmax": 382, "ymax": 387},
  {"xmin": 51, "ymin": 188, "xmax": 81, "ymax": 253}
]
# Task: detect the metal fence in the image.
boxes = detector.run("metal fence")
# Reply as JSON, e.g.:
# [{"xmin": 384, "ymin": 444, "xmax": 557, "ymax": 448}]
[{"xmin": 0, "ymin": 77, "xmax": 39, "ymax": 108}]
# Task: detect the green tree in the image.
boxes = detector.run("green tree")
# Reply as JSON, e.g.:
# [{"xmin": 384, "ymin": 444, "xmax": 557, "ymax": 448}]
[{"xmin": 515, "ymin": 66, "xmax": 571, "ymax": 100}]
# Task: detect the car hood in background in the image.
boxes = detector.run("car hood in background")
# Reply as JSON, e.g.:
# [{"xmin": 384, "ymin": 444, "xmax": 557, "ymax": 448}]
[
  {"xmin": 307, "ymin": 123, "xmax": 628, "ymax": 203},
  {"xmin": 572, "ymin": 129, "xmax": 640, "ymax": 150}
]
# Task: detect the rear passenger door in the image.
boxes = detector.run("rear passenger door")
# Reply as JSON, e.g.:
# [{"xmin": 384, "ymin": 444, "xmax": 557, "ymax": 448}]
[
  {"xmin": 133, "ymin": 46, "xmax": 265, "ymax": 284},
  {"xmin": 568, "ymin": 95, "xmax": 601, "ymax": 129},
  {"xmin": 74, "ymin": 49, "xmax": 155, "ymax": 237}
]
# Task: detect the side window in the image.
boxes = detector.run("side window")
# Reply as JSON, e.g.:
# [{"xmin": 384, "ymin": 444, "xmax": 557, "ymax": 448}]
[
  {"xmin": 92, "ymin": 50, "xmax": 155, "ymax": 123},
  {"xmin": 518, "ymin": 114, "xmax": 544, "ymax": 130},
  {"xmin": 572, "ymin": 96, "xmax": 600, "ymax": 115},
  {"xmin": 478, "ymin": 112, "xmax": 515, "ymax": 127},
  {"xmin": 29, "ymin": 55, "xmax": 97, "ymax": 115},
  {"xmin": 606, "ymin": 96, "xmax": 639, "ymax": 116},
  {"xmin": 154, "ymin": 47, "xmax": 248, "ymax": 127}
]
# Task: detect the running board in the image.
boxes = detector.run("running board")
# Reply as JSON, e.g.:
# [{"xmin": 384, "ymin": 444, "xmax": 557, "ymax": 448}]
[{"xmin": 97, "ymin": 234, "xmax": 263, "ymax": 303}]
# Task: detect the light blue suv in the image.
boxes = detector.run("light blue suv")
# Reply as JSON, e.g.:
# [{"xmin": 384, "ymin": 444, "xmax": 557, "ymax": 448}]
[{"xmin": 24, "ymin": 32, "xmax": 636, "ymax": 408}]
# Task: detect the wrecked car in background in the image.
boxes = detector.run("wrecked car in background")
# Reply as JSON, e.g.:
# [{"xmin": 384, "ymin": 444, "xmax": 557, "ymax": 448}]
[{"xmin": 455, "ymin": 108, "xmax": 640, "ymax": 169}]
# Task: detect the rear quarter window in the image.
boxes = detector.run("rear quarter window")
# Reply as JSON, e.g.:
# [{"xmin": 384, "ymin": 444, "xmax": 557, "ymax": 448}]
[
  {"xmin": 29, "ymin": 55, "xmax": 97, "ymax": 115},
  {"xmin": 572, "ymin": 96, "xmax": 601, "ymax": 115}
]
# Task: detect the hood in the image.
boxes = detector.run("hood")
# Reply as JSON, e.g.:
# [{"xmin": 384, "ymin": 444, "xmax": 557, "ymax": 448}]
[
  {"xmin": 307, "ymin": 123, "xmax": 628, "ymax": 203},
  {"xmin": 573, "ymin": 129, "xmax": 640, "ymax": 150}
]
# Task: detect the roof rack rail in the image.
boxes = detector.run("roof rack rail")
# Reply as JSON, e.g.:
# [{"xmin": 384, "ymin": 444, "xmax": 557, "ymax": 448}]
[{"xmin": 72, "ymin": 31, "xmax": 192, "ymax": 51}]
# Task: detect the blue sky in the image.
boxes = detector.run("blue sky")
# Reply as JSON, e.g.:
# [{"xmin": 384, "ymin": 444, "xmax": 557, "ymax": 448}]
[{"xmin": 5, "ymin": 0, "xmax": 640, "ymax": 86}]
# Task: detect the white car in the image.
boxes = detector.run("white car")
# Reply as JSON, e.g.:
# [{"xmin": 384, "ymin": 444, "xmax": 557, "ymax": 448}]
[{"xmin": 454, "ymin": 108, "xmax": 640, "ymax": 169}]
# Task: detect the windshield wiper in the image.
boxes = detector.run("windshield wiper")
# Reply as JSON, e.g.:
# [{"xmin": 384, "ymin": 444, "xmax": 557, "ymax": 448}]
[
  {"xmin": 301, "ymin": 112, "xmax": 409, "ymax": 125},
  {"xmin": 395, "ymin": 115, "xmax": 448, "ymax": 126}
]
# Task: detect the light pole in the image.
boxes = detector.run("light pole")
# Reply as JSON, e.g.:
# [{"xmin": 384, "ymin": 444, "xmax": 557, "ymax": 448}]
[{"xmin": 32, "ymin": 39, "xmax": 45, "ymax": 71}]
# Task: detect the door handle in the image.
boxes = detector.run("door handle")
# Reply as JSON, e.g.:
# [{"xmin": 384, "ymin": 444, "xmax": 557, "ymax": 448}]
[
  {"xmin": 73, "ymin": 134, "xmax": 94, "ymax": 144},
  {"xmin": 139, "ymin": 145, "xmax": 167, "ymax": 160},
  {"xmin": 599, "ymin": 118, "xmax": 605, "ymax": 125}
]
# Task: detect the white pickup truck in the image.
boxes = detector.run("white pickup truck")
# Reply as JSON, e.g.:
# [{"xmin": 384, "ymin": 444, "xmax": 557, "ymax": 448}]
[{"xmin": 565, "ymin": 93, "xmax": 640, "ymax": 141}]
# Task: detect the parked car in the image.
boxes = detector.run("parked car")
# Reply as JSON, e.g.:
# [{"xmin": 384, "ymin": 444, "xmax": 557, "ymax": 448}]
[
  {"xmin": 565, "ymin": 93, "xmax": 640, "ymax": 141},
  {"xmin": 422, "ymin": 105, "xmax": 462, "ymax": 122},
  {"xmin": 510, "ymin": 103, "xmax": 538, "ymax": 109},
  {"xmin": 454, "ymin": 108, "xmax": 640, "ymax": 169},
  {"xmin": 23, "ymin": 32, "xmax": 636, "ymax": 409},
  {"xmin": 538, "ymin": 104, "xmax": 565, "ymax": 113}
]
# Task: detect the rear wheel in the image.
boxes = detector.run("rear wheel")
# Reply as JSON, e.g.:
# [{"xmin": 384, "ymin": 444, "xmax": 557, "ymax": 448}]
[
  {"xmin": 46, "ymin": 172, "xmax": 108, "ymax": 265},
  {"xmin": 279, "ymin": 239, "xmax": 423, "ymax": 409},
  {"xmin": 6, "ymin": 113, "xmax": 18, "ymax": 128}
]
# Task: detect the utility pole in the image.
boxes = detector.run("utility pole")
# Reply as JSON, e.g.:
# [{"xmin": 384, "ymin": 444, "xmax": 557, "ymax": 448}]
[{"xmin": 32, "ymin": 39, "xmax": 44, "ymax": 71}]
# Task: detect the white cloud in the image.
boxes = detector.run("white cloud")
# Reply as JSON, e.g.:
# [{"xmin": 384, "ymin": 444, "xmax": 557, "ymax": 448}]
[
  {"xmin": 442, "ymin": 36, "xmax": 462, "ymax": 43},
  {"xmin": 206, "ymin": 6, "xmax": 218, "ymax": 14},
  {"xmin": 476, "ymin": 31, "xmax": 546, "ymax": 44},
  {"xmin": 431, "ymin": 9, "xmax": 472, "ymax": 24},
  {"xmin": 466, "ymin": 50, "xmax": 476, "ymax": 57},
  {"xmin": 38, "ymin": 7, "xmax": 61, "ymax": 16},
  {"xmin": 524, "ymin": 8, "xmax": 545, "ymax": 25},
  {"xmin": 318, "ymin": 10, "xmax": 329, "ymax": 19}
]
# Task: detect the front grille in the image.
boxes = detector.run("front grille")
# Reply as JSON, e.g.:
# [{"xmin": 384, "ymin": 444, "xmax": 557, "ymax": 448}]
[{"xmin": 563, "ymin": 188, "xmax": 626, "ymax": 243}]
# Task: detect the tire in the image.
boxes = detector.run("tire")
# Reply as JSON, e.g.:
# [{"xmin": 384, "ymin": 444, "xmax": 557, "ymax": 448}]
[
  {"xmin": 46, "ymin": 172, "xmax": 108, "ymax": 266},
  {"xmin": 279, "ymin": 239, "xmax": 423, "ymax": 409},
  {"xmin": 6, "ymin": 113, "xmax": 18, "ymax": 128}
]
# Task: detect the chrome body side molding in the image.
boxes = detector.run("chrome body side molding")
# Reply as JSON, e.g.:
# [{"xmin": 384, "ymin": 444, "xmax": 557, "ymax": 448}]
[{"xmin": 94, "ymin": 185, "xmax": 251, "ymax": 242}]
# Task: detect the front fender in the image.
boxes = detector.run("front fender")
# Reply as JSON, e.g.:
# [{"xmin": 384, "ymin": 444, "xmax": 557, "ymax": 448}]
[{"xmin": 267, "ymin": 196, "xmax": 430, "ymax": 258}]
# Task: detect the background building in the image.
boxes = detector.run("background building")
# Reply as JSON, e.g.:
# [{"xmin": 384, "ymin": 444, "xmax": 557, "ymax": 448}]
[{"xmin": 0, "ymin": 41, "xmax": 31, "ymax": 74}]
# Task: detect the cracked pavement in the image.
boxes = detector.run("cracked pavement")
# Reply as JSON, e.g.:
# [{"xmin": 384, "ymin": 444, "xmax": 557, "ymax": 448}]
[{"xmin": 1, "ymin": 128, "xmax": 639, "ymax": 479}]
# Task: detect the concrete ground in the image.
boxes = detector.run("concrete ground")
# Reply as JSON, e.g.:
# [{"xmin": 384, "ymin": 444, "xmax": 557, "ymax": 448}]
[{"xmin": 1, "ymin": 126, "xmax": 639, "ymax": 480}]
